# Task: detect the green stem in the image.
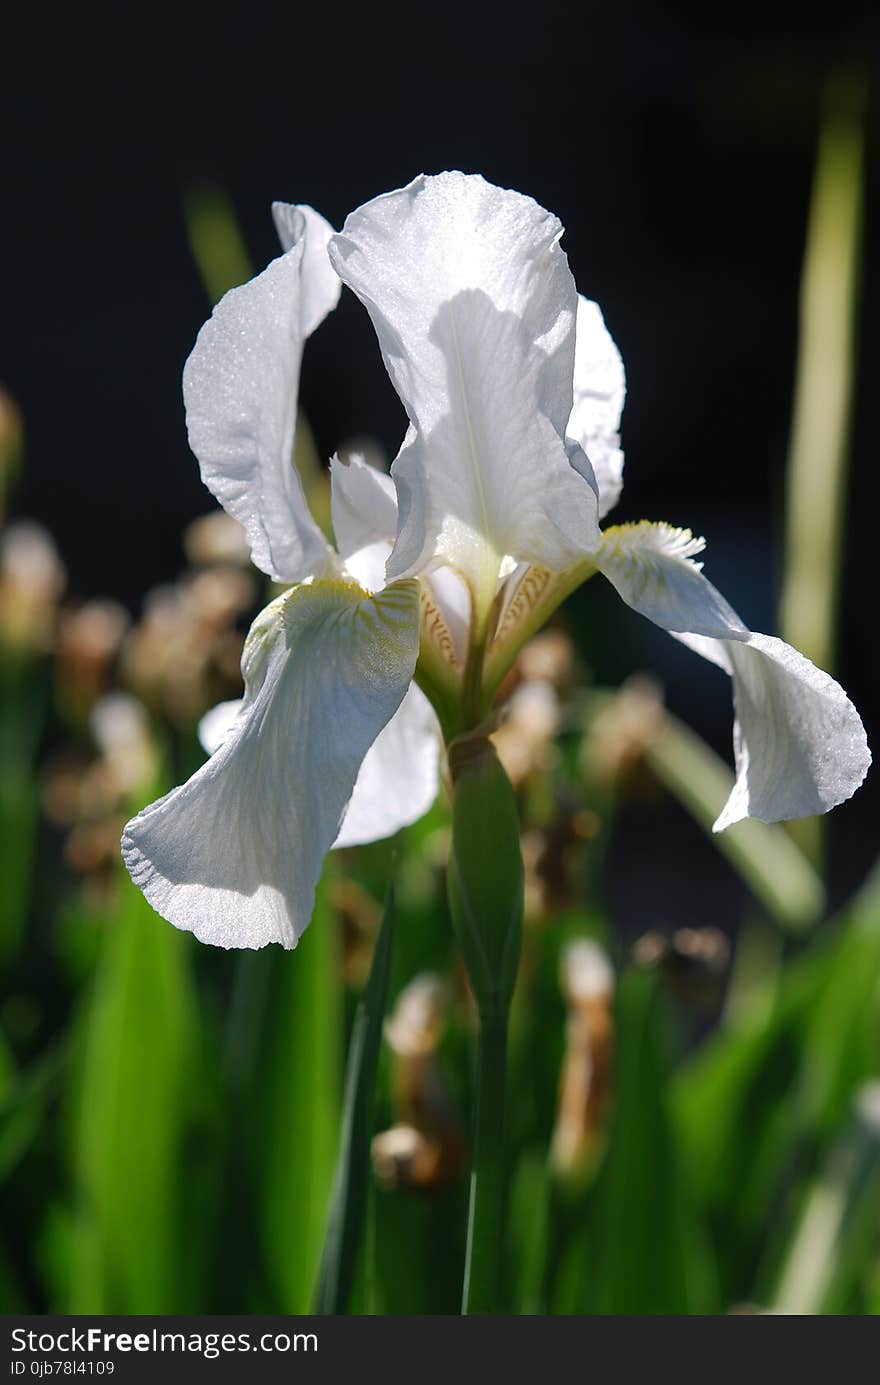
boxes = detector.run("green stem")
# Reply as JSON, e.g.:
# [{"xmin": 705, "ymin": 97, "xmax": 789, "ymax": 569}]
[
  {"xmin": 461, "ymin": 617, "xmax": 491, "ymax": 730},
  {"xmin": 462, "ymin": 1010, "xmax": 509, "ymax": 1314},
  {"xmin": 446, "ymin": 738, "xmax": 523, "ymax": 1315}
]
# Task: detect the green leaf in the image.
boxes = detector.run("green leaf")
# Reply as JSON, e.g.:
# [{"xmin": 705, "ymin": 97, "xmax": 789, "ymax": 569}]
[
  {"xmin": 780, "ymin": 77, "xmax": 864, "ymax": 680},
  {"xmin": 508, "ymin": 1149, "xmax": 551, "ymax": 1314},
  {"xmin": 0, "ymin": 1043, "xmax": 65, "ymax": 1184},
  {"xmin": 0, "ymin": 665, "xmax": 48, "ymax": 963},
  {"xmin": 580, "ymin": 969, "xmax": 718, "ymax": 1313},
  {"xmin": 672, "ymin": 864, "xmax": 880, "ymax": 1304},
  {"xmin": 67, "ymin": 873, "xmax": 201, "ymax": 1312},
  {"xmin": 447, "ymin": 738, "xmax": 524, "ymax": 1313},
  {"xmin": 182, "ymin": 182, "xmax": 253, "ymax": 305},
  {"xmin": 0, "ymin": 1235, "xmax": 27, "ymax": 1312},
  {"xmin": 772, "ymin": 1084, "xmax": 880, "ymax": 1314},
  {"xmin": 314, "ymin": 878, "xmax": 396, "ymax": 1314},
  {"xmin": 672, "ymin": 957, "xmax": 817, "ymax": 1221},
  {"xmin": 779, "ymin": 79, "xmax": 865, "ymax": 871},
  {"xmin": 794, "ymin": 874, "xmax": 880, "ymax": 1140},
  {"xmin": 252, "ymin": 861, "xmax": 341, "ymax": 1312}
]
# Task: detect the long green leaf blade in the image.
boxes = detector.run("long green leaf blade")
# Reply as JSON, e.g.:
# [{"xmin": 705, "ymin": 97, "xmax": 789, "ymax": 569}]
[
  {"xmin": 68, "ymin": 875, "xmax": 200, "ymax": 1312},
  {"xmin": 314, "ymin": 880, "xmax": 396, "ymax": 1314},
  {"xmin": 255, "ymin": 863, "xmax": 341, "ymax": 1312}
]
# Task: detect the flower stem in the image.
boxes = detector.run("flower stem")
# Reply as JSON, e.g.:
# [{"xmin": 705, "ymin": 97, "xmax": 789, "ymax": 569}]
[
  {"xmin": 462, "ymin": 1007, "xmax": 509, "ymax": 1313},
  {"xmin": 446, "ymin": 738, "xmax": 523, "ymax": 1315},
  {"xmin": 461, "ymin": 619, "xmax": 490, "ymax": 730}
]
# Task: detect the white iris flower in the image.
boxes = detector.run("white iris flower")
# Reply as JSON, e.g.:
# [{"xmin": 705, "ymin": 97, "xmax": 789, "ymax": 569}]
[{"xmin": 122, "ymin": 173, "xmax": 870, "ymax": 949}]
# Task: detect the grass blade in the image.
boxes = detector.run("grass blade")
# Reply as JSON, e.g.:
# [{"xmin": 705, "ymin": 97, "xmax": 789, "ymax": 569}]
[
  {"xmin": 0, "ymin": 663, "xmax": 48, "ymax": 963},
  {"xmin": 780, "ymin": 77, "xmax": 864, "ymax": 678},
  {"xmin": 585, "ymin": 689, "xmax": 825, "ymax": 932},
  {"xmin": 779, "ymin": 79, "xmax": 865, "ymax": 869},
  {"xmin": 68, "ymin": 873, "xmax": 200, "ymax": 1312},
  {"xmin": 647, "ymin": 709, "xmax": 825, "ymax": 931},
  {"xmin": 182, "ymin": 182, "xmax": 253, "ymax": 305},
  {"xmin": 772, "ymin": 1083, "xmax": 880, "ymax": 1314},
  {"xmin": 314, "ymin": 879, "xmax": 396, "ymax": 1314},
  {"xmin": 580, "ymin": 968, "xmax": 718, "ymax": 1313},
  {"xmin": 255, "ymin": 863, "xmax": 341, "ymax": 1312}
]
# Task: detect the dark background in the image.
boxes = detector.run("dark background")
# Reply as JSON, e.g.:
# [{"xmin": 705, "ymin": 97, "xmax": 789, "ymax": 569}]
[{"xmin": 3, "ymin": 2, "xmax": 877, "ymax": 907}]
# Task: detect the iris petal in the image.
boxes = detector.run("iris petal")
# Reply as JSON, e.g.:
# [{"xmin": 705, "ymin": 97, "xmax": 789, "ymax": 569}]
[
  {"xmin": 333, "ymin": 682, "xmax": 441, "ymax": 848},
  {"xmin": 597, "ymin": 522, "xmax": 871, "ymax": 829},
  {"xmin": 183, "ymin": 205, "xmax": 339, "ymax": 583},
  {"xmin": 122, "ymin": 577, "xmax": 420, "ymax": 949},
  {"xmin": 329, "ymin": 173, "xmax": 601, "ymax": 595},
  {"xmin": 568, "ymin": 296, "xmax": 626, "ymax": 521}
]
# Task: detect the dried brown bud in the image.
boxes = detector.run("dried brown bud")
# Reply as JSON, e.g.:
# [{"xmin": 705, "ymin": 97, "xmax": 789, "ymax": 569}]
[
  {"xmin": 633, "ymin": 926, "xmax": 730, "ymax": 1006},
  {"xmin": 384, "ymin": 974, "xmax": 449, "ymax": 1058},
  {"xmin": 492, "ymin": 678, "xmax": 560, "ymax": 786},
  {"xmin": 0, "ymin": 388, "xmax": 24, "ymax": 509},
  {"xmin": 89, "ymin": 693, "xmax": 156, "ymax": 796},
  {"xmin": 56, "ymin": 600, "xmax": 130, "ymax": 710},
  {"xmin": 582, "ymin": 675, "xmax": 665, "ymax": 788},
  {"xmin": 0, "ymin": 521, "xmax": 66, "ymax": 653},
  {"xmin": 371, "ymin": 1125, "xmax": 453, "ymax": 1192},
  {"xmin": 121, "ymin": 571, "xmax": 249, "ymax": 725},
  {"xmin": 64, "ymin": 819, "xmax": 124, "ymax": 875},
  {"xmin": 377, "ymin": 974, "xmax": 466, "ymax": 1193},
  {"xmin": 184, "ymin": 567, "xmax": 256, "ymax": 628},
  {"xmin": 183, "ymin": 511, "xmax": 252, "ymax": 568},
  {"xmin": 551, "ymin": 939, "xmax": 615, "ymax": 1183},
  {"xmin": 517, "ymin": 629, "xmax": 576, "ymax": 688},
  {"xmin": 43, "ymin": 694, "xmax": 156, "ymax": 866}
]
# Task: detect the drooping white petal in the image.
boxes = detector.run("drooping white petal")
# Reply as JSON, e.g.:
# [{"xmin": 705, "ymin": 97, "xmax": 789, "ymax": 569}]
[
  {"xmin": 333, "ymin": 683, "xmax": 441, "ymax": 848},
  {"xmin": 197, "ymin": 682, "xmax": 439, "ymax": 851},
  {"xmin": 567, "ymin": 297, "xmax": 626, "ymax": 520},
  {"xmin": 183, "ymin": 205, "xmax": 340, "ymax": 583},
  {"xmin": 596, "ymin": 522, "xmax": 871, "ymax": 830},
  {"xmin": 122, "ymin": 577, "xmax": 420, "ymax": 949},
  {"xmin": 328, "ymin": 173, "xmax": 601, "ymax": 595}
]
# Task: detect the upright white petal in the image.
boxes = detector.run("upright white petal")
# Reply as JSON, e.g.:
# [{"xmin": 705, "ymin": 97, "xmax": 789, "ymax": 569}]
[
  {"xmin": 330, "ymin": 453, "xmax": 398, "ymax": 560},
  {"xmin": 329, "ymin": 173, "xmax": 601, "ymax": 596},
  {"xmin": 122, "ymin": 578, "xmax": 420, "ymax": 949},
  {"xmin": 272, "ymin": 202, "xmax": 341, "ymax": 335},
  {"xmin": 596, "ymin": 522, "xmax": 871, "ymax": 830},
  {"xmin": 568, "ymin": 297, "xmax": 626, "ymax": 520},
  {"xmin": 333, "ymin": 683, "xmax": 441, "ymax": 848},
  {"xmin": 328, "ymin": 452, "xmax": 398, "ymax": 592},
  {"xmin": 183, "ymin": 206, "xmax": 340, "ymax": 583}
]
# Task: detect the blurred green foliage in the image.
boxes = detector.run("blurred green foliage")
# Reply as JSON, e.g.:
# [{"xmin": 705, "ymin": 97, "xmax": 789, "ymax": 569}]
[
  {"xmin": 1, "ymin": 599, "xmax": 876, "ymax": 1313},
  {"xmin": 1, "ymin": 92, "xmax": 876, "ymax": 1315}
]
